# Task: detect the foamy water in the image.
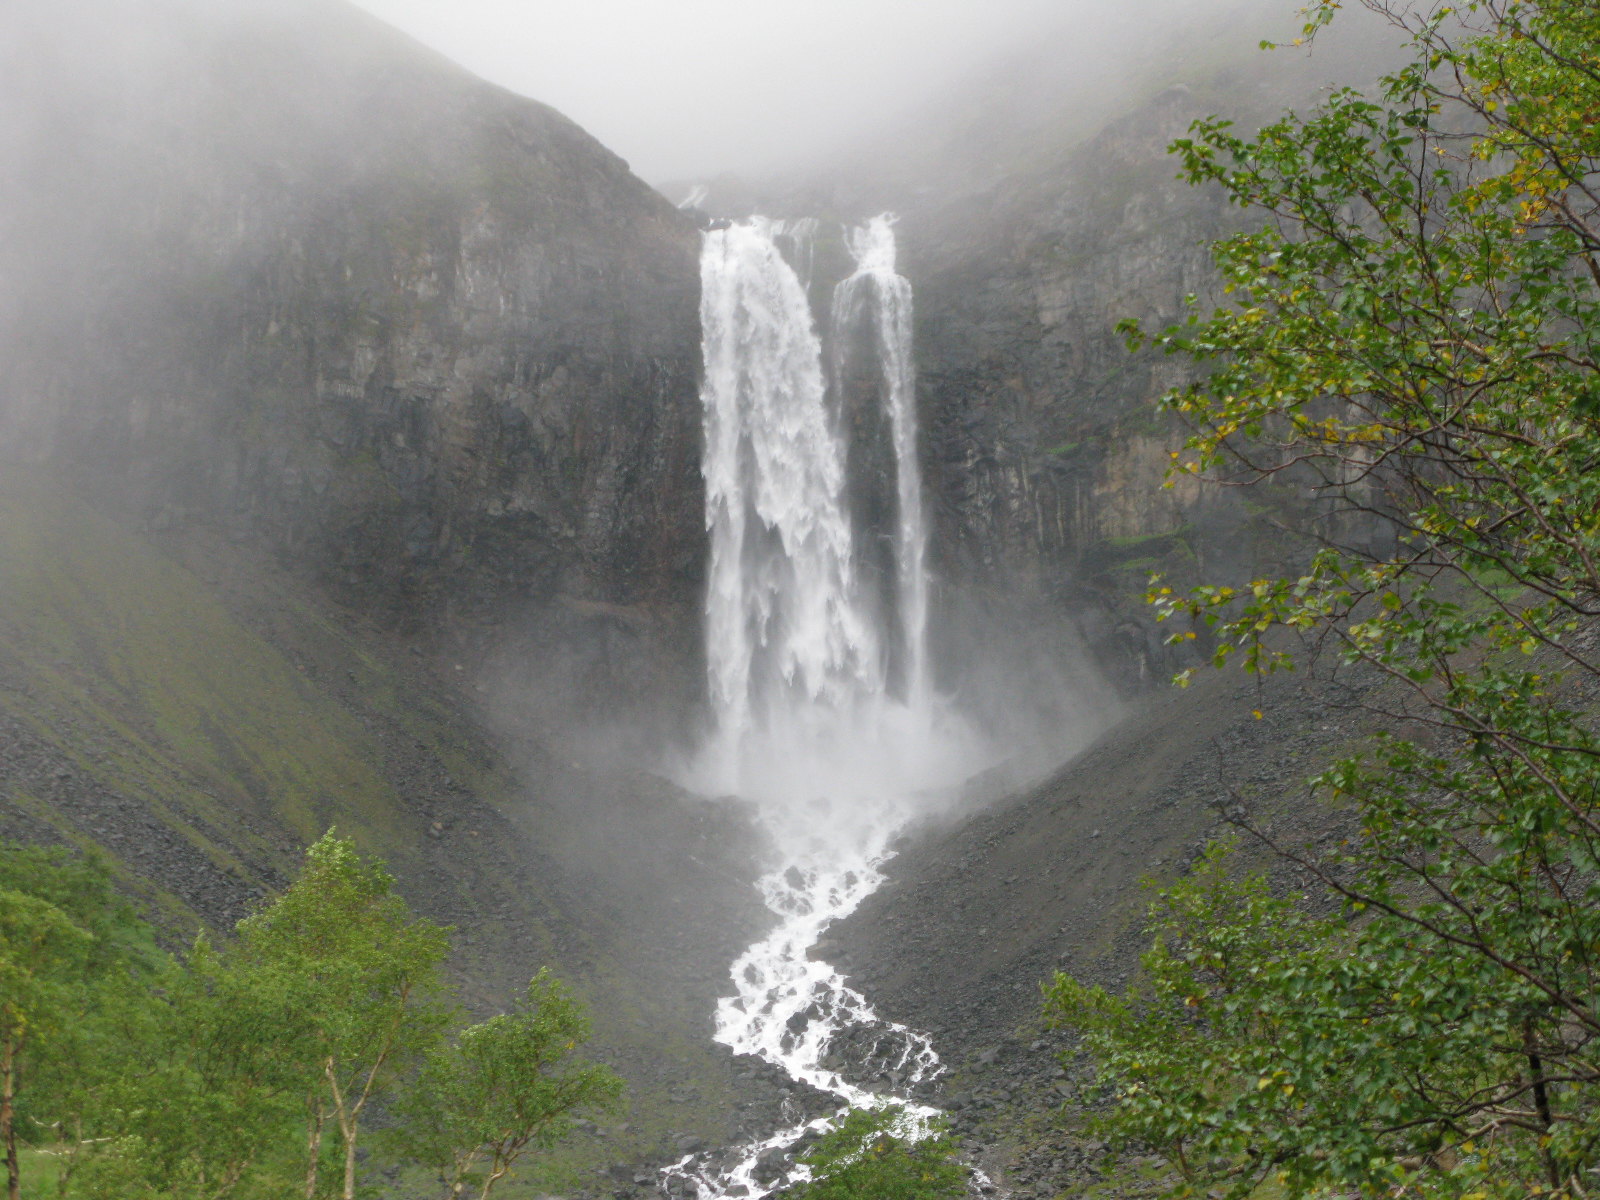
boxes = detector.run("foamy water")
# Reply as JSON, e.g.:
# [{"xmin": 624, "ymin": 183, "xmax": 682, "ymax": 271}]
[{"xmin": 664, "ymin": 216, "xmax": 989, "ymax": 1199}]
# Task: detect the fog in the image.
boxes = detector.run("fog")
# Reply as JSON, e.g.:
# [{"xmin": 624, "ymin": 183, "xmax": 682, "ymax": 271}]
[
  {"xmin": 0, "ymin": 0, "xmax": 1407, "ymax": 1153},
  {"xmin": 347, "ymin": 0, "xmax": 1069, "ymax": 181},
  {"xmin": 0, "ymin": 0, "xmax": 1397, "ymax": 747},
  {"xmin": 344, "ymin": 0, "xmax": 1304, "ymax": 183},
  {"xmin": 3, "ymin": 0, "xmax": 1375, "ymax": 209},
  {"xmin": 0, "ymin": 0, "xmax": 1403, "ymax": 778}
]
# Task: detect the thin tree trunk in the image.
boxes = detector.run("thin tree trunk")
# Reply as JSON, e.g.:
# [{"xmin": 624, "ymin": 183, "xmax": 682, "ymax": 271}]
[
  {"xmin": 1530, "ymin": 1048, "xmax": 1558, "ymax": 1190},
  {"xmin": 342, "ymin": 1125, "xmax": 359, "ymax": 1200},
  {"xmin": 327, "ymin": 1041, "xmax": 395, "ymax": 1200},
  {"xmin": 2, "ymin": 1035, "xmax": 20, "ymax": 1200},
  {"xmin": 304, "ymin": 1096, "xmax": 327, "ymax": 1200},
  {"xmin": 55, "ymin": 1114, "xmax": 78, "ymax": 1200},
  {"xmin": 324, "ymin": 1061, "xmax": 362, "ymax": 1200},
  {"xmin": 476, "ymin": 1161, "xmax": 510, "ymax": 1200},
  {"xmin": 446, "ymin": 1145, "xmax": 488, "ymax": 1200},
  {"xmin": 1522, "ymin": 1016, "xmax": 1558, "ymax": 1190},
  {"xmin": 476, "ymin": 1141, "xmax": 533, "ymax": 1200},
  {"xmin": 204, "ymin": 1157, "xmax": 247, "ymax": 1200}
]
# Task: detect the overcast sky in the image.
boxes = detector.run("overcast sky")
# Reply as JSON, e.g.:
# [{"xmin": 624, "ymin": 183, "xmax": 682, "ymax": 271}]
[{"xmin": 346, "ymin": 0, "xmax": 1075, "ymax": 183}]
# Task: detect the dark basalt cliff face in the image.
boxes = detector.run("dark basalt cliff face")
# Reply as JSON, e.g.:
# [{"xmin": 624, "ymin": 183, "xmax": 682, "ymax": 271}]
[
  {"xmin": 900, "ymin": 86, "xmax": 1255, "ymax": 688},
  {"xmin": 0, "ymin": 0, "xmax": 705, "ymax": 668},
  {"xmin": 698, "ymin": 11, "xmax": 1404, "ymax": 695},
  {"xmin": 893, "ymin": 14, "xmax": 1404, "ymax": 690}
]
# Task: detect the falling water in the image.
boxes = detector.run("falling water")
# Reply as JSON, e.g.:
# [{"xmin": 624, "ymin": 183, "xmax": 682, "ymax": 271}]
[
  {"xmin": 669, "ymin": 215, "xmax": 980, "ymax": 1200},
  {"xmin": 697, "ymin": 216, "xmax": 880, "ymax": 793},
  {"xmin": 775, "ymin": 217, "xmax": 820, "ymax": 293},
  {"xmin": 833, "ymin": 214, "xmax": 928, "ymax": 706}
]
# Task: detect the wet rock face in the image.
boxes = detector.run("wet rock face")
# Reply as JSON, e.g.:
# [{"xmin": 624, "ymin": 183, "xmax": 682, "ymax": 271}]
[
  {"xmin": 830, "ymin": 295, "xmax": 910, "ymax": 688},
  {"xmin": 893, "ymin": 77, "xmax": 1400, "ymax": 692},
  {"xmin": 898, "ymin": 87, "xmax": 1251, "ymax": 685},
  {"xmin": 1, "ymin": 0, "xmax": 705, "ymax": 631}
]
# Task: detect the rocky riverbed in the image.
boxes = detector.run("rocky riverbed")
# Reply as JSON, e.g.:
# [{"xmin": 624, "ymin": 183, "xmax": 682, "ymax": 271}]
[{"xmin": 829, "ymin": 661, "xmax": 1382, "ymax": 1197}]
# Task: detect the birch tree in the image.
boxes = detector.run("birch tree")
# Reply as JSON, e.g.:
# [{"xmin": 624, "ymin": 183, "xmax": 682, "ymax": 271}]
[
  {"xmin": 233, "ymin": 831, "xmax": 450, "ymax": 1200},
  {"xmin": 396, "ymin": 970, "xmax": 623, "ymax": 1200},
  {"xmin": 1051, "ymin": 1, "xmax": 1600, "ymax": 1196}
]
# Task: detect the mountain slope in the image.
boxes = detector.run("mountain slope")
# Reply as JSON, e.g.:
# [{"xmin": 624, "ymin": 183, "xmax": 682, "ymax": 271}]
[
  {"xmin": 0, "ymin": 2, "xmax": 796, "ymax": 1187},
  {"xmin": 832, "ymin": 661, "xmax": 1379, "ymax": 1195},
  {"xmin": 1, "ymin": 0, "xmax": 705, "ymax": 697},
  {"xmin": 0, "ymin": 469, "xmax": 782, "ymax": 1188}
]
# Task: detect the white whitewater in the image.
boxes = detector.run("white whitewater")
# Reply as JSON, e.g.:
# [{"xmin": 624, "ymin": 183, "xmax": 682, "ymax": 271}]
[
  {"xmin": 667, "ymin": 217, "xmax": 981, "ymax": 1200},
  {"xmin": 833, "ymin": 215, "xmax": 929, "ymax": 706},
  {"xmin": 775, "ymin": 216, "xmax": 820, "ymax": 293},
  {"xmin": 697, "ymin": 216, "xmax": 881, "ymax": 790}
]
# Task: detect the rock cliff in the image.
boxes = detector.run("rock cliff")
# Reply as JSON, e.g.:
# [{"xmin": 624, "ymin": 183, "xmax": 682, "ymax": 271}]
[
  {"xmin": 891, "ymin": 13, "xmax": 1405, "ymax": 690},
  {"xmin": 0, "ymin": 12, "xmax": 735, "ymax": 1176},
  {"xmin": 899, "ymin": 85, "xmax": 1255, "ymax": 689},
  {"xmin": 680, "ymin": 8, "xmax": 1404, "ymax": 694},
  {"xmin": 0, "ymin": 0, "xmax": 705, "ymax": 674}
]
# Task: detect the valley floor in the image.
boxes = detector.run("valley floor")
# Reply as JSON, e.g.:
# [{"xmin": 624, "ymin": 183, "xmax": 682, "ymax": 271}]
[{"xmin": 835, "ymin": 662, "xmax": 1381, "ymax": 1197}]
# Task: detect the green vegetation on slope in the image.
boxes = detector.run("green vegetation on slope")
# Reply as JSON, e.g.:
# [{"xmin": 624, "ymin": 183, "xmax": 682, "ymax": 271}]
[
  {"xmin": 0, "ymin": 475, "xmax": 755, "ymax": 1184},
  {"xmin": 0, "ymin": 486, "xmax": 389, "ymax": 839},
  {"xmin": 0, "ymin": 473, "xmax": 514, "ymax": 919},
  {"xmin": 789, "ymin": 1107, "xmax": 967, "ymax": 1200},
  {"xmin": 1050, "ymin": 1, "xmax": 1600, "ymax": 1196},
  {"xmin": 0, "ymin": 833, "xmax": 620, "ymax": 1200}
]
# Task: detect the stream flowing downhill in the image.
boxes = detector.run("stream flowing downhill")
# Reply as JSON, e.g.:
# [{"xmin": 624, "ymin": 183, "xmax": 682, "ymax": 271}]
[{"xmin": 664, "ymin": 217, "xmax": 989, "ymax": 1199}]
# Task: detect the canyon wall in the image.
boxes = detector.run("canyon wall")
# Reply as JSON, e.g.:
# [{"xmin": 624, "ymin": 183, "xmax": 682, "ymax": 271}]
[
  {"xmin": 884, "ymin": 14, "xmax": 1404, "ymax": 692},
  {"xmin": 902, "ymin": 86, "xmax": 1252, "ymax": 689},
  {"xmin": 0, "ymin": 0, "xmax": 705, "ymax": 666}
]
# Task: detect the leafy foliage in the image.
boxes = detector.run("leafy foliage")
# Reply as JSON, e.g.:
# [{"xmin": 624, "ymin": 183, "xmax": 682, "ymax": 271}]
[
  {"xmin": 1051, "ymin": 1, "xmax": 1600, "ymax": 1197},
  {"xmin": 0, "ymin": 835, "xmax": 617, "ymax": 1200},
  {"xmin": 0, "ymin": 844, "xmax": 162, "ymax": 1200},
  {"xmin": 232, "ymin": 830, "xmax": 453, "ymax": 1200},
  {"xmin": 787, "ymin": 1106, "xmax": 966, "ymax": 1200},
  {"xmin": 1047, "ymin": 845, "xmax": 1567, "ymax": 1197},
  {"xmin": 103, "ymin": 934, "xmax": 314, "ymax": 1200},
  {"xmin": 394, "ymin": 969, "xmax": 623, "ymax": 1200}
]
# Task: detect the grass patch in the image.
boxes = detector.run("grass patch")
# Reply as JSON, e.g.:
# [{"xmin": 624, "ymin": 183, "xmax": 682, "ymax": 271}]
[{"xmin": 0, "ymin": 480, "xmax": 400, "ymax": 860}]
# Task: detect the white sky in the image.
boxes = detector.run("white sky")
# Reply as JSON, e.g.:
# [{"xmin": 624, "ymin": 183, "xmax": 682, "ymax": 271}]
[{"xmin": 346, "ymin": 0, "xmax": 1072, "ymax": 182}]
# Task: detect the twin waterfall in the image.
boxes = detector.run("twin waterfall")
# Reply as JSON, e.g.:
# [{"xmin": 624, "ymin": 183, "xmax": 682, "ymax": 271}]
[
  {"xmin": 668, "ymin": 216, "xmax": 981, "ymax": 1199},
  {"xmin": 834, "ymin": 219, "xmax": 928, "ymax": 711}
]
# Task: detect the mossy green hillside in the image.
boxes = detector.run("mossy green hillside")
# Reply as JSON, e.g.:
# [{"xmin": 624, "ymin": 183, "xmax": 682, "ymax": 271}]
[
  {"xmin": 0, "ymin": 476, "xmax": 752, "ymax": 1178},
  {"xmin": 0, "ymin": 479, "xmax": 442, "ymax": 894}
]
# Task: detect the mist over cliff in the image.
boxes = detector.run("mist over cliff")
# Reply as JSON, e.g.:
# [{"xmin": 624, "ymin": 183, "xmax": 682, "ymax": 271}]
[
  {"xmin": 0, "ymin": 1, "xmax": 1419, "ymax": 1196},
  {"xmin": 0, "ymin": 0, "xmax": 1404, "ymax": 717},
  {"xmin": 2, "ymin": 0, "xmax": 705, "ymax": 671}
]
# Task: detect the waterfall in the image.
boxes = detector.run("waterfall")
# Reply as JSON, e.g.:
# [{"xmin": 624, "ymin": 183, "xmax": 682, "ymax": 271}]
[
  {"xmin": 832, "ymin": 214, "xmax": 928, "ymax": 707},
  {"xmin": 669, "ymin": 216, "xmax": 982, "ymax": 1200},
  {"xmin": 775, "ymin": 216, "xmax": 820, "ymax": 293},
  {"xmin": 697, "ymin": 216, "xmax": 881, "ymax": 799}
]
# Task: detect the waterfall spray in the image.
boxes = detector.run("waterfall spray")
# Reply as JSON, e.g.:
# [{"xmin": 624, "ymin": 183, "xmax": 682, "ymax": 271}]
[{"xmin": 669, "ymin": 216, "xmax": 983, "ymax": 1200}]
